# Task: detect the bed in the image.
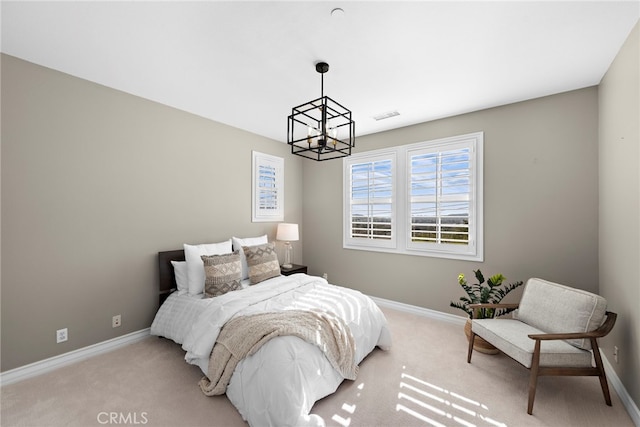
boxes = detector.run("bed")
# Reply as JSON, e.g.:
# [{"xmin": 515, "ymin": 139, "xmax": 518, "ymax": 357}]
[{"xmin": 150, "ymin": 242, "xmax": 392, "ymax": 427}]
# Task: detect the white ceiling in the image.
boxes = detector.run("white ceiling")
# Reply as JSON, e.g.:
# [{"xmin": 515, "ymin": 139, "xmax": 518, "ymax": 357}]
[{"xmin": 2, "ymin": 1, "xmax": 638, "ymax": 143}]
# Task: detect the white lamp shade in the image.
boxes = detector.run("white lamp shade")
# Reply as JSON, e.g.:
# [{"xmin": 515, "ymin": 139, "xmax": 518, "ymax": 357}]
[{"xmin": 276, "ymin": 223, "xmax": 299, "ymax": 241}]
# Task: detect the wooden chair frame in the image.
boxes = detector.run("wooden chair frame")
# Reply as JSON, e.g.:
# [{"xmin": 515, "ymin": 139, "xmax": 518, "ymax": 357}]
[{"xmin": 466, "ymin": 302, "xmax": 617, "ymax": 415}]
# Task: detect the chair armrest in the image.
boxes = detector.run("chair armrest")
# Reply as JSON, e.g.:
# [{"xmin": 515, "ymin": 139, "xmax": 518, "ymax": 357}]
[{"xmin": 528, "ymin": 311, "xmax": 617, "ymax": 341}]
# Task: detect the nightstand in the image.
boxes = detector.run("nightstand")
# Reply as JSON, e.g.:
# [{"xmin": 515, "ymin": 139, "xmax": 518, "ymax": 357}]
[{"xmin": 280, "ymin": 264, "xmax": 308, "ymax": 276}]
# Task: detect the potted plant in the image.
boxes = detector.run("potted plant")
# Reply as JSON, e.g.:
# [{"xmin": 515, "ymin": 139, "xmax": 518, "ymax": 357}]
[{"xmin": 451, "ymin": 269, "xmax": 523, "ymax": 354}]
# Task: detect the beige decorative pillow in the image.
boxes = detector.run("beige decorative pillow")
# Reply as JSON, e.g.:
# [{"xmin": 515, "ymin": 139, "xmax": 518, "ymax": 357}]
[
  {"xmin": 243, "ymin": 242, "xmax": 280, "ymax": 285},
  {"xmin": 201, "ymin": 252, "xmax": 242, "ymax": 298}
]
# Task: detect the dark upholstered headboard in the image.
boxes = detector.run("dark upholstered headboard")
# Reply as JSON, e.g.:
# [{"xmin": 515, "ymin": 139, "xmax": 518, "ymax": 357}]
[{"xmin": 158, "ymin": 249, "xmax": 185, "ymax": 306}]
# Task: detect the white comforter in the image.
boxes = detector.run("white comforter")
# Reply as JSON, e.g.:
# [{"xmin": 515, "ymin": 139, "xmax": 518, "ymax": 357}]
[{"xmin": 150, "ymin": 273, "xmax": 392, "ymax": 427}]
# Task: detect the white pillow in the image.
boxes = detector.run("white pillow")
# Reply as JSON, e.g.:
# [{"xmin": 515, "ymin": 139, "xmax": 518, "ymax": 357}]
[
  {"xmin": 232, "ymin": 235, "xmax": 268, "ymax": 280},
  {"xmin": 184, "ymin": 240, "xmax": 232, "ymax": 296},
  {"xmin": 171, "ymin": 260, "xmax": 188, "ymax": 295}
]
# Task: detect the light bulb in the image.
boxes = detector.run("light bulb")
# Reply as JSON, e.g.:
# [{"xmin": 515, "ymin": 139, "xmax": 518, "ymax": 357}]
[{"xmin": 307, "ymin": 126, "xmax": 314, "ymax": 147}]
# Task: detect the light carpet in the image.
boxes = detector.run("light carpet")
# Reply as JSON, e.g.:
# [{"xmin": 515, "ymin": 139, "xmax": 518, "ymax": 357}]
[{"xmin": 1, "ymin": 307, "xmax": 634, "ymax": 427}]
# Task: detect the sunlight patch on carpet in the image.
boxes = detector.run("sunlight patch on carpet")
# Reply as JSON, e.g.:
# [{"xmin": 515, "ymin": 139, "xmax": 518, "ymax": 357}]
[
  {"xmin": 329, "ymin": 382, "xmax": 367, "ymax": 427},
  {"xmin": 397, "ymin": 368, "xmax": 507, "ymax": 427}
]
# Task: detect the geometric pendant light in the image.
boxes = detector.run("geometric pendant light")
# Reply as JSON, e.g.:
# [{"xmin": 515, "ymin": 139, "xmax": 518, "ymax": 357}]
[{"xmin": 287, "ymin": 62, "xmax": 355, "ymax": 161}]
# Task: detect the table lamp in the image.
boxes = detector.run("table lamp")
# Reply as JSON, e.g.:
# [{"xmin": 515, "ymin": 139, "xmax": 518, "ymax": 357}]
[{"xmin": 276, "ymin": 223, "xmax": 299, "ymax": 268}]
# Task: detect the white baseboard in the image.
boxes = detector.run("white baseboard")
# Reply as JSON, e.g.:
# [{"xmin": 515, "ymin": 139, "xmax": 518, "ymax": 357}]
[
  {"xmin": 0, "ymin": 328, "xmax": 150, "ymax": 386},
  {"xmin": 370, "ymin": 295, "xmax": 467, "ymax": 326},
  {"xmin": 371, "ymin": 295, "xmax": 640, "ymax": 427},
  {"xmin": 602, "ymin": 351, "xmax": 640, "ymax": 426}
]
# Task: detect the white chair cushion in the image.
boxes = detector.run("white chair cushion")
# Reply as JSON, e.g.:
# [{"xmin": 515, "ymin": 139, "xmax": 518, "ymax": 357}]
[
  {"xmin": 516, "ymin": 278, "xmax": 607, "ymax": 350},
  {"xmin": 473, "ymin": 319, "xmax": 593, "ymax": 369}
]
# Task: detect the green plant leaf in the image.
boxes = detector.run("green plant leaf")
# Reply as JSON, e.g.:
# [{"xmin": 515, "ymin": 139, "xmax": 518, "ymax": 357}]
[
  {"xmin": 474, "ymin": 269, "xmax": 485, "ymax": 284},
  {"xmin": 488, "ymin": 273, "xmax": 505, "ymax": 287}
]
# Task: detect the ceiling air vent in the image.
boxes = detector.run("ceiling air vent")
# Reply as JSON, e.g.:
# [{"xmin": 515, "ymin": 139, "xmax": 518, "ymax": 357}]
[{"xmin": 372, "ymin": 110, "xmax": 400, "ymax": 121}]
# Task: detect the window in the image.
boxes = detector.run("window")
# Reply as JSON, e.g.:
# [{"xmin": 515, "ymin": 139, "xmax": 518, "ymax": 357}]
[
  {"xmin": 252, "ymin": 151, "xmax": 284, "ymax": 222},
  {"xmin": 343, "ymin": 132, "xmax": 483, "ymax": 261},
  {"xmin": 344, "ymin": 152, "xmax": 396, "ymax": 249}
]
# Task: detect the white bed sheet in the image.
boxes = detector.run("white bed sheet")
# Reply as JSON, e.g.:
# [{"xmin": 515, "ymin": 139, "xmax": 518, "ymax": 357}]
[{"xmin": 150, "ymin": 273, "xmax": 391, "ymax": 427}]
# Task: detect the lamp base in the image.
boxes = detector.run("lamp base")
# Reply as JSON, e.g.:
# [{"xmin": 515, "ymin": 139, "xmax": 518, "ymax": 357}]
[{"xmin": 283, "ymin": 241, "xmax": 293, "ymax": 269}]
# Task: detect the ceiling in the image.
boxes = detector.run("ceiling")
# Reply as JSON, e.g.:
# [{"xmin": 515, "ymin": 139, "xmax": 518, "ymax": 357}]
[{"xmin": 2, "ymin": 1, "xmax": 638, "ymax": 143}]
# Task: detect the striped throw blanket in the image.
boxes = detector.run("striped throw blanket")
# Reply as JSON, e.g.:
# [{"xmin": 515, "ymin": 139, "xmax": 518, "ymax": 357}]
[{"xmin": 199, "ymin": 309, "xmax": 358, "ymax": 396}]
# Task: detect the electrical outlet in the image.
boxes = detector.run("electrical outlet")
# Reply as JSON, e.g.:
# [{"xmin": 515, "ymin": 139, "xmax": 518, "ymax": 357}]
[
  {"xmin": 112, "ymin": 314, "xmax": 121, "ymax": 328},
  {"xmin": 56, "ymin": 328, "xmax": 68, "ymax": 343},
  {"xmin": 614, "ymin": 346, "xmax": 619, "ymax": 363}
]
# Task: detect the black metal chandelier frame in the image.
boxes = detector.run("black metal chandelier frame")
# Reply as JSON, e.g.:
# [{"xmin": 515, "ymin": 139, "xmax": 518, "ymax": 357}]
[{"xmin": 287, "ymin": 62, "xmax": 355, "ymax": 161}]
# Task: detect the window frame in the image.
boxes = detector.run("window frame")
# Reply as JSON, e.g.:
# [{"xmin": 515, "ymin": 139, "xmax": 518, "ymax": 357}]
[
  {"xmin": 252, "ymin": 151, "xmax": 284, "ymax": 223},
  {"xmin": 343, "ymin": 132, "xmax": 483, "ymax": 261}
]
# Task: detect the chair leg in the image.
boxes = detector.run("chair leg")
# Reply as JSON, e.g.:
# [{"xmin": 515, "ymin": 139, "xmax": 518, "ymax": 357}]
[
  {"xmin": 591, "ymin": 339, "xmax": 612, "ymax": 406},
  {"xmin": 527, "ymin": 340, "xmax": 542, "ymax": 415},
  {"xmin": 467, "ymin": 331, "xmax": 475, "ymax": 363}
]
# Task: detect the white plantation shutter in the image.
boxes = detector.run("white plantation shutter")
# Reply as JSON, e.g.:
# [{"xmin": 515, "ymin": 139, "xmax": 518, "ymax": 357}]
[
  {"xmin": 344, "ymin": 132, "xmax": 483, "ymax": 261},
  {"xmin": 344, "ymin": 152, "xmax": 396, "ymax": 249},
  {"xmin": 258, "ymin": 163, "xmax": 278, "ymax": 210},
  {"xmin": 407, "ymin": 139, "xmax": 475, "ymax": 255},
  {"xmin": 252, "ymin": 152, "xmax": 284, "ymax": 222}
]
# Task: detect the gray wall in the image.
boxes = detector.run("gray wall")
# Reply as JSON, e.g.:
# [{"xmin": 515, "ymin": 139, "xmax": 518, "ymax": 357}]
[
  {"xmin": 599, "ymin": 21, "xmax": 640, "ymax": 407},
  {"xmin": 303, "ymin": 87, "xmax": 599, "ymax": 310},
  {"xmin": 1, "ymin": 54, "xmax": 304, "ymax": 371}
]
